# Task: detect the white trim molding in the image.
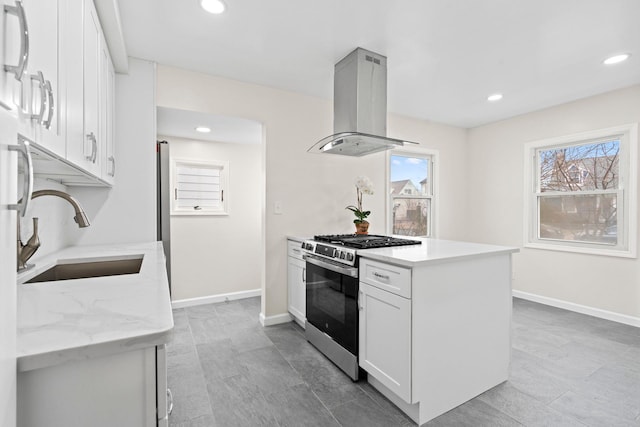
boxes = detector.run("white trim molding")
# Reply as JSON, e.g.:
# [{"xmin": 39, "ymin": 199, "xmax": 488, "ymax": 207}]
[
  {"xmin": 513, "ymin": 290, "xmax": 640, "ymax": 328},
  {"xmin": 386, "ymin": 146, "xmax": 440, "ymax": 238},
  {"xmin": 171, "ymin": 289, "xmax": 261, "ymax": 309},
  {"xmin": 523, "ymin": 123, "xmax": 638, "ymax": 258},
  {"xmin": 259, "ymin": 312, "xmax": 293, "ymax": 327}
]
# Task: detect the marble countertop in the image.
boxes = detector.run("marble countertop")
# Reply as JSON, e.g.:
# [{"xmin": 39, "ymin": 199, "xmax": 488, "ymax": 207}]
[
  {"xmin": 356, "ymin": 237, "xmax": 518, "ymax": 268},
  {"xmin": 16, "ymin": 242, "xmax": 174, "ymax": 372}
]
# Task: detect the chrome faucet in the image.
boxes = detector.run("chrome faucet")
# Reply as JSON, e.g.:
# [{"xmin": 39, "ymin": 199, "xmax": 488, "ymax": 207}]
[{"xmin": 17, "ymin": 190, "xmax": 91, "ymax": 271}]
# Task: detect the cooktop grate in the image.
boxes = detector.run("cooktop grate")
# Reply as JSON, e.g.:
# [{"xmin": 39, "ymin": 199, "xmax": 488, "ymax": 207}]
[{"xmin": 313, "ymin": 234, "xmax": 421, "ymax": 249}]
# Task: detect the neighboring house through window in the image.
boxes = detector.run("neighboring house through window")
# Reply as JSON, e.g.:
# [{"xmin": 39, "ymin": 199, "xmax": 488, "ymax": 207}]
[
  {"xmin": 524, "ymin": 123, "xmax": 637, "ymax": 257},
  {"xmin": 388, "ymin": 150, "xmax": 437, "ymax": 237}
]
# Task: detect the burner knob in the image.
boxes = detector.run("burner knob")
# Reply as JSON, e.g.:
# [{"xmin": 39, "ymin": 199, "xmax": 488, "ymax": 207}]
[
  {"xmin": 346, "ymin": 253, "xmax": 354, "ymax": 261},
  {"xmin": 340, "ymin": 252, "xmax": 346, "ymax": 259}
]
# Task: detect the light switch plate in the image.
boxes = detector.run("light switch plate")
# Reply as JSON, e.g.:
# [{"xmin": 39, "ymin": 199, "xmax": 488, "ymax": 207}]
[{"xmin": 274, "ymin": 201, "xmax": 283, "ymax": 214}]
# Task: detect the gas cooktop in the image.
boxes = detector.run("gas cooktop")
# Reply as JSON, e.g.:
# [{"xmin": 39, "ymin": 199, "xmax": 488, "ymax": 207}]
[{"xmin": 313, "ymin": 234, "xmax": 421, "ymax": 249}]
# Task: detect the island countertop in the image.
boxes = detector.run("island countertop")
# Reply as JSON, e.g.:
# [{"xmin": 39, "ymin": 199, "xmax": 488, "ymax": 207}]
[
  {"xmin": 16, "ymin": 241, "xmax": 174, "ymax": 372},
  {"xmin": 356, "ymin": 237, "xmax": 518, "ymax": 267}
]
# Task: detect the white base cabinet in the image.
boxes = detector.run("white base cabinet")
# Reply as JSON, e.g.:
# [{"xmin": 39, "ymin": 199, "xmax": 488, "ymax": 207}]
[
  {"xmin": 17, "ymin": 345, "xmax": 167, "ymax": 427},
  {"xmin": 359, "ymin": 282, "xmax": 411, "ymax": 403},
  {"xmin": 359, "ymin": 253, "xmax": 513, "ymax": 426},
  {"xmin": 287, "ymin": 239, "xmax": 306, "ymax": 327}
]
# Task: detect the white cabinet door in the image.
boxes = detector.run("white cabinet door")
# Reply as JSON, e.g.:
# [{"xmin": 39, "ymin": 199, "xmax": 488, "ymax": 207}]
[
  {"xmin": 2, "ymin": 0, "xmax": 64, "ymax": 155},
  {"xmin": 0, "ymin": 108, "xmax": 18, "ymax": 427},
  {"xmin": 65, "ymin": 0, "xmax": 101, "ymax": 177},
  {"xmin": 17, "ymin": 347, "xmax": 157, "ymax": 427},
  {"xmin": 287, "ymin": 256, "xmax": 306, "ymax": 326},
  {"xmin": 22, "ymin": 0, "xmax": 64, "ymax": 156},
  {"xmin": 60, "ymin": 0, "xmax": 84, "ymax": 167},
  {"xmin": 1, "ymin": 0, "xmax": 26, "ymax": 111},
  {"xmin": 100, "ymin": 37, "xmax": 115, "ymax": 183},
  {"xmin": 81, "ymin": 0, "xmax": 101, "ymax": 176},
  {"xmin": 359, "ymin": 282, "xmax": 412, "ymax": 403}
]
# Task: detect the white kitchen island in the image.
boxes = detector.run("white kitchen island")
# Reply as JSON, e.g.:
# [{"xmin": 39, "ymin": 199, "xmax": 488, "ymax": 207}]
[
  {"xmin": 16, "ymin": 242, "xmax": 174, "ymax": 427},
  {"xmin": 356, "ymin": 238, "xmax": 518, "ymax": 426}
]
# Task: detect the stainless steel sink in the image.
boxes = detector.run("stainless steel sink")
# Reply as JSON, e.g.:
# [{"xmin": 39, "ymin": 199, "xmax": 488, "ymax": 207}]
[{"xmin": 25, "ymin": 255, "xmax": 144, "ymax": 283}]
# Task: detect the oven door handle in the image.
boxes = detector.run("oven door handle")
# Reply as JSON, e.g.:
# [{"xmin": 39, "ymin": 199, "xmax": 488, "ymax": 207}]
[{"xmin": 304, "ymin": 255, "xmax": 358, "ymax": 278}]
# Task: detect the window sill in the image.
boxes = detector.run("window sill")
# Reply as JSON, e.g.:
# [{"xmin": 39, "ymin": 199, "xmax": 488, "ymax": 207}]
[
  {"xmin": 170, "ymin": 211, "xmax": 229, "ymax": 216},
  {"xmin": 524, "ymin": 242, "xmax": 636, "ymax": 259}
]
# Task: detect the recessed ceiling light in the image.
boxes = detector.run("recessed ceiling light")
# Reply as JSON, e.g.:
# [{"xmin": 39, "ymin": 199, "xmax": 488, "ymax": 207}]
[
  {"xmin": 603, "ymin": 53, "xmax": 630, "ymax": 65},
  {"xmin": 200, "ymin": 0, "xmax": 226, "ymax": 14},
  {"xmin": 195, "ymin": 126, "xmax": 211, "ymax": 133},
  {"xmin": 487, "ymin": 93, "xmax": 503, "ymax": 102}
]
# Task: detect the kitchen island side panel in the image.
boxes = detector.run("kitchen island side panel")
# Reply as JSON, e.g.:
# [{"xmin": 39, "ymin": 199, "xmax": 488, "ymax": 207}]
[{"xmin": 411, "ymin": 253, "xmax": 512, "ymax": 424}]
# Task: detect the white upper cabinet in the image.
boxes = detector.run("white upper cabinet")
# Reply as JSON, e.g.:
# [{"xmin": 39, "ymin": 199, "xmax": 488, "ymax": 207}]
[
  {"xmin": 76, "ymin": 0, "xmax": 102, "ymax": 177},
  {"xmin": 3, "ymin": 0, "xmax": 117, "ymax": 186},
  {"xmin": 1, "ymin": 0, "xmax": 27, "ymax": 111},
  {"xmin": 100, "ymin": 32, "xmax": 115, "ymax": 183},
  {"xmin": 59, "ymin": 0, "xmax": 116, "ymax": 183},
  {"xmin": 2, "ymin": 0, "xmax": 64, "ymax": 156},
  {"xmin": 60, "ymin": 0, "xmax": 84, "ymax": 170}
]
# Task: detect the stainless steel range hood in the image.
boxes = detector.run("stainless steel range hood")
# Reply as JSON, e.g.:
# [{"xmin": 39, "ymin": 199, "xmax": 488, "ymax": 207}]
[{"xmin": 308, "ymin": 48, "xmax": 417, "ymax": 157}]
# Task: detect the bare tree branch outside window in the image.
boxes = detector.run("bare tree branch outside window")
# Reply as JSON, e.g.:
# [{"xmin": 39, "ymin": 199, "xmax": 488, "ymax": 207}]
[{"xmin": 537, "ymin": 139, "xmax": 619, "ymax": 245}]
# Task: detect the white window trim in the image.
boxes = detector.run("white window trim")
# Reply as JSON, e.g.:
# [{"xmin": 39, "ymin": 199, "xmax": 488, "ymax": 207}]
[
  {"xmin": 523, "ymin": 123, "xmax": 637, "ymax": 258},
  {"xmin": 170, "ymin": 158, "xmax": 229, "ymax": 216},
  {"xmin": 386, "ymin": 147, "xmax": 439, "ymax": 238}
]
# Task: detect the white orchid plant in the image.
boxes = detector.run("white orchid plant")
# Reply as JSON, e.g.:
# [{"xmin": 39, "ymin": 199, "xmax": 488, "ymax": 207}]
[{"xmin": 346, "ymin": 176, "xmax": 374, "ymax": 224}]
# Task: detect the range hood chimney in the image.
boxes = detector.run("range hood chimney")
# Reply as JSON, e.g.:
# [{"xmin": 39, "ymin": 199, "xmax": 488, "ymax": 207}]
[{"xmin": 308, "ymin": 48, "xmax": 417, "ymax": 157}]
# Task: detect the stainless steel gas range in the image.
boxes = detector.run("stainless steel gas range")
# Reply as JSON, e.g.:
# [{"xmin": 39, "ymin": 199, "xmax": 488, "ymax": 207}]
[{"xmin": 301, "ymin": 234, "xmax": 421, "ymax": 380}]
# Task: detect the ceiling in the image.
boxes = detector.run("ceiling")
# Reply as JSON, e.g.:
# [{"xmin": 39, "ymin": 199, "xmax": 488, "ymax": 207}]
[
  {"xmin": 119, "ymin": 0, "xmax": 640, "ymax": 129},
  {"xmin": 156, "ymin": 107, "xmax": 262, "ymax": 144}
]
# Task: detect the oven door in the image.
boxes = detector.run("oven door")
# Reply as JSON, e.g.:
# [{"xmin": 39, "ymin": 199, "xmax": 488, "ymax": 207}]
[{"xmin": 304, "ymin": 255, "xmax": 359, "ymax": 355}]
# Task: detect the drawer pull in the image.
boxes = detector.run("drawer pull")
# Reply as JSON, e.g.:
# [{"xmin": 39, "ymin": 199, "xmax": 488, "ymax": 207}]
[{"xmin": 373, "ymin": 272, "xmax": 390, "ymax": 281}]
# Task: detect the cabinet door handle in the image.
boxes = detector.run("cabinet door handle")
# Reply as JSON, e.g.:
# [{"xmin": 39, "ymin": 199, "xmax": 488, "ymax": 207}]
[
  {"xmin": 4, "ymin": 1, "xmax": 29, "ymax": 80},
  {"xmin": 8, "ymin": 136, "xmax": 33, "ymax": 217},
  {"xmin": 167, "ymin": 388, "xmax": 174, "ymax": 415},
  {"xmin": 29, "ymin": 71, "xmax": 46, "ymax": 124},
  {"xmin": 108, "ymin": 156, "xmax": 115, "ymax": 177},
  {"xmin": 358, "ymin": 291, "xmax": 363, "ymax": 311},
  {"xmin": 302, "ymin": 267, "xmax": 306, "ymax": 283},
  {"xmin": 43, "ymin": 79, "xmax": 54, "ymax": 129},
  {"xmin": 91, "ymin": 135, "xmax": 97, "ymax": 163},
  {"xmin": 85, "ymin": 133, "xmax": 97, "ymax": 163}
]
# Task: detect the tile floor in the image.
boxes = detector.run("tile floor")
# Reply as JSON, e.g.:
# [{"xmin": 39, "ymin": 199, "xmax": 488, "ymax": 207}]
[{"xmin": 167, "ymin": 297, "xmax": 640, "ymax": 426}]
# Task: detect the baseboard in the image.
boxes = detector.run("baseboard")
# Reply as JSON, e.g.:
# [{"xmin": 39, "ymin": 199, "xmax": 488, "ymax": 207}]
[
  {"xmin": 513, "ymin": 290, "xmax": 640, "ymax": 328},
  {"xmin": 259, "ymin": 312, "xmax": 292, "ymax": 327},
  {"xmin": 171, "ymin": 289, "xmax": 261, "ymax": 309}
]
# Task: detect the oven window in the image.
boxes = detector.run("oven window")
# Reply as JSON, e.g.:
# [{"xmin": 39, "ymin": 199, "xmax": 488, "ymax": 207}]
[{"xmin": 305, "ymin": 261, "xmax": 358, "ymax": 354}]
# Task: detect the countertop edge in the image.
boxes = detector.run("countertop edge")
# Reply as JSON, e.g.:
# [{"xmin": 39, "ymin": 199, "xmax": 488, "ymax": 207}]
[
  {"xmin": 358, "ymin": 247, "xmax": 519, "ymax": 268},
  {"xmin": 18, "ymin": 327, "xmax": 174, "ymax": 372}
]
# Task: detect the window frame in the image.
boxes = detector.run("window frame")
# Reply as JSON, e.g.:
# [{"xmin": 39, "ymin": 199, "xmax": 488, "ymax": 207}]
[
  {"xmin": 170, "ymin": 158, "xmax": 229, "ymax": 216},
  {"xmin": 523, "ymin": 123, "xmax": 637, "ymax": 258},
  {"xmin": 386, "ymin": 147, "xmax": 439, "ymax": 238}
]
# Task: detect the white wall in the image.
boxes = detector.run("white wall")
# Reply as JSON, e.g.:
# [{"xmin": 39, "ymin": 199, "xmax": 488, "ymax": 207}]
[
  {"xmin": 70, "ymin": 58, "xmax": 157, "ymax": 246},
  {"xmin": 156, "ymin": 65, "xmax": 468, "ymax": 319},
  {"xmin": 164, "ymin": 136, "xmax": 262, "ymax": 301},
  {"xmin": 467, "ymin": 85, "xmax": 640, "ymax": 318}
]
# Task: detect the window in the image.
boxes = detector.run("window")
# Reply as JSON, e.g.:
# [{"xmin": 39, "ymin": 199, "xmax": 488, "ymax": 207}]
[
  {"xmin": 387, "ymin": 150, "xmax": 436, "ymax": 237},
  {"xmin": 524, "ymin": 124, "xmax": 637, "ymax": 257},
  {"xmin": 170, "ymin": 158, "xmax": 229, "ymax": 215}
]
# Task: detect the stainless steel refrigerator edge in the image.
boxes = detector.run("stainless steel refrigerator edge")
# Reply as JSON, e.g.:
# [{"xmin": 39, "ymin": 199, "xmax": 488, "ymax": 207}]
[{"xmin": 157, "ymin": 140, "xmax": 171, "ymax": 293}]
